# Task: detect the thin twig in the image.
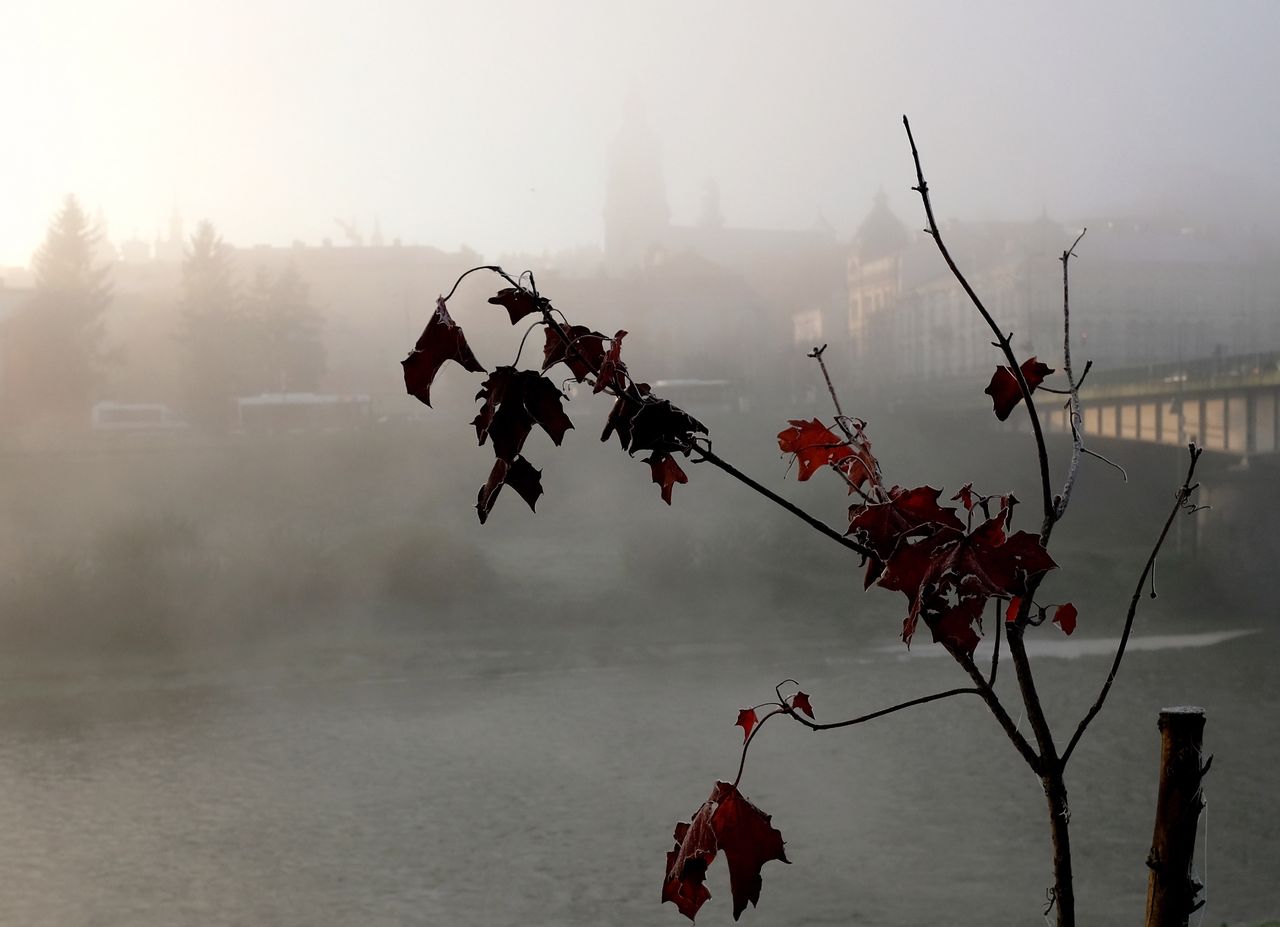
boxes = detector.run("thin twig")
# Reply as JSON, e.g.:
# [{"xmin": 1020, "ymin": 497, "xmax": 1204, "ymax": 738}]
[
  {"xmin": 989, "ymin": 598, "xmax": 1003, "ymax": 687},
  {"xmin": 693, "ymin": 443, "xmax": 874, "ymax": 559},
  {"xmin": 1060, "ymin": 445, "xmax": 1204, "ymax": 767},
  {"xmin": 1056, "ymin": 230, "xmax": 1089, "ymax": 520},
  {"xmin": 903, "ymin": 116, "xmax": 1056, "ymax": 540},
  {"xmin": 808, "ymin": 344, "xmax": 853, "ymax": 442},
  {"xmin": 785, "ymin": 687, "xmax": 981, "ymax": 731},
  {"xmin": 1081, "ymin": 446, "xmax": 1129, "ymax": 482}
]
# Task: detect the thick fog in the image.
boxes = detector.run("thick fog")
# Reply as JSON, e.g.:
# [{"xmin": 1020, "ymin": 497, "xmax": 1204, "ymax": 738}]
[
  {"xmin": 0, "ymin": 3, "xmax": 1278, "ymax": 927},
  {"xmin": 5, "ymin": 0, "xmax": 1280, "ymax": 263}
]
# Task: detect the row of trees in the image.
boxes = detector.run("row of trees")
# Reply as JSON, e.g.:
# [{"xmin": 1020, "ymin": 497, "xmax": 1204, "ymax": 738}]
[{"xmin": 4, "ymin": 196, "xmax": 326, "ymax": 431}]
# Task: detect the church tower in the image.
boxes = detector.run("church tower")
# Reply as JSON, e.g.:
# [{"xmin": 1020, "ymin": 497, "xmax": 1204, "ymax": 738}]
[{"xmin": 603, "ymin": 94, "xmax": 670, "ymax": 269}]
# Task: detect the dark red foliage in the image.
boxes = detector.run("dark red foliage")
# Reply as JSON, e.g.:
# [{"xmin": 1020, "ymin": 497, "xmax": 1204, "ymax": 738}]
[
  {"xmin": 1053, "ymin": 603, "xmax": 1078, "ymax": 635},
  {"xmin": 488, "ymin": 286, "xmax": 543, "ymax": 325},
  {"xmin": 984, "ymin": 356, "xmax": 1055, "ymax": 421},
  {"xmin": 646, "ymin": 452, "xmax": 689, "ymax": 505},
  {"xmin": 735, "ymin": 708, "xmax": 757, "ymax": 742},
  {"xmin": 625, "ymin": 399, "xmax": 708, "ymax": 456},
  {"xmin": 878, "ymin": 510, "xmax": 1056, "ymax": 654},
  {"xmin": 848, "ymin": 485, "xmax": 965, "ymax": 587},
  {"xmin": 543, "ymin": 325, "xmax": 608, "ymax": 383},
  {"xmin": 664, "ymin": 804, "xmax": 717, "ymax": 920},
  {"xmin": 601, "ymin": 383, "xmax": 651, "ymax": 449},
  {"xmin": 790, "ymin": 692, "xmax": 814, "ymax": 720},
  {"xmin": 473, "ymin": 367, "xmax": 574, "ymax": 463},
  {"xmin": 476, "ymin": 456, "xmax": 543, "ymax": 524},
  {"xmin": 594, "ymin": 330, "xmax": 629, "ymax": 394},
  {"xmin": 401, "ymin": 297, "xmax": 486, "ymax": 406},
  {"xmin": 663, "ymin": 782, "xmax": 789, "ymax": 922}
]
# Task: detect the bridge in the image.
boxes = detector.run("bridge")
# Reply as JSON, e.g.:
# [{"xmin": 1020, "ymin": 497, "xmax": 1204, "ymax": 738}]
[{"xmin": 1045, "ymin": 351, "xmax": 1280, "ymax": 458}]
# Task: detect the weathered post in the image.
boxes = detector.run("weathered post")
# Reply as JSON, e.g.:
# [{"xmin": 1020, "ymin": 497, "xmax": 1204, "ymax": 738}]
[{"xmin": 1144, "ymin": 707, "xmax": 1209, "ymax": 927}]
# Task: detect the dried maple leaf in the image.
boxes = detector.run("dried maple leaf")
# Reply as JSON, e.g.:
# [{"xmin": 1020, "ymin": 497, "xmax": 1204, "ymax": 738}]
[
  {"xmin": 401, "ymin": 297, "xmax": 486, "ymax": 406},
  {"xmin": 473, "ymin": 367, "xmax": 574, "ymax": 462},
  {"xmin": 735, "ymin": 708, "xmax": 757, "ymax": 742},
  {"xmin": 663, "ymin": 782, "xmax": 789, "ymax": 922},
  {"xmin": 543, "ymin": 325, "xmax": 607, "ymax": 382},
  {"xmin": 663, "ymin": 804, "xmax": 718, "ymax": 921},
  {"xmin": 984, "ymin": 356, "xmax": 1055, "ymax": 421},
  {"xmin": 790, "ymin": 692, "xmax": 814, "ymax": 719},
  {"xmin": 645, "ymin": 452, "xmax": 689, "ymax": 505},
  {"xmin": 476, "ymin": 456, "xmax": 543, "ymax": 524},
  {"xmin": 1053, "ymin": 603, "xmax": 1078, "ymax": 635},
  {"xmin": 487, "ymin": 286, "xmax": 542, "ymax": 325}
]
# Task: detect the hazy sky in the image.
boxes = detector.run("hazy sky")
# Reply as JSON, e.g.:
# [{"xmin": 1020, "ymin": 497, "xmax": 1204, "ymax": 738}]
[{"xmin": 4, "ymin": 0, "xmax": 1279, "ymax": 267}]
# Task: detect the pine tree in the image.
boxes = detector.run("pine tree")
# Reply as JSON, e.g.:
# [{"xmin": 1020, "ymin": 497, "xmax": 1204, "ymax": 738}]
[
  {"xmin": 177, "ymin": 220, "xmax": 243, "ymax": 429},
  {"xmin": 243, "ymin": 264, "xmax": 325, "ymax": 394},
  {"xmin": 4, "ymin": 195, "xmax": 113, "ymax": 426}
]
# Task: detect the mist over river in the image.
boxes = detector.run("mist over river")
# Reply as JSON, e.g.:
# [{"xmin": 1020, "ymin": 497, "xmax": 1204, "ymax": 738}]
[{"xmin": 0, "ymin": 616, "xmax": 1273, "ymax": 927}]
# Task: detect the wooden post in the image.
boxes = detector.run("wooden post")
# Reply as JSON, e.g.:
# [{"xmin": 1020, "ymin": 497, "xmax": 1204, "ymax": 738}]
[{"xmin": 1144, "ymin": 707, "xmax": 1210, "ymax": 927}]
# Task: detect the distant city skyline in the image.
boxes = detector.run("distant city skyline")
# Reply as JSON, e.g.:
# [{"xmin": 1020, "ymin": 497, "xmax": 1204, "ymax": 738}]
[{"xmin": 4, "ymin": 0, "xmax": 1280, "ymax": 268}]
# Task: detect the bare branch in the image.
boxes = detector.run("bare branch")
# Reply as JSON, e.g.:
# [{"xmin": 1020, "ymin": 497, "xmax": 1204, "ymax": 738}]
[
  {"xmin": 1061, "ymin": 445, "xmax": 1204, "ymax": 767},
  {"xmin": 784, "ymin": 686, "xmax": 982, "ymax": 731},
  {"xmin": 808, "ymin": 344, "xmax": 853, "ymax": 442},
  {"xmin": 692, "ymin": 443, "xmax": 874, "ymax": 559},
  {"xmin": 903, "ymin": 116, "xmax": 1056, "ymax": 539}
]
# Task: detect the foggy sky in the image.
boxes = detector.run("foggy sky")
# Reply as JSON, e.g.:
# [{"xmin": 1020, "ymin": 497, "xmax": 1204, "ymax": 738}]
[{"xmin": 4, "ymin": 0, "xmax": 1280, "ymax": 266}]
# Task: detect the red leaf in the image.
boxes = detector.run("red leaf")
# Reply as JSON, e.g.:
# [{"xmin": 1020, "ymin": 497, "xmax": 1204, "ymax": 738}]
[
  {"xmin": 544, "ymin": 325, "xmax": 607, "ymax": 382},
  {"xmin": 488, "ymin": 286, "xmax": 542, "ymax": 325},
  {"xmin": 777, "ymin": 419, "xmax": 850, "ymax": 482},
  {"xmin": 951, "ymin": 483, "xmax": 977, "ymax": 511},
  {"xmin": 594, "ymin": 330, "xmax": 628, "ymax": 394},
  {"xmin": 710, "ymin": 782, "xmax": 789, "ymax": 920},
  {"xmin": 1053, "ymin": 603, "xmax": 1078, "ymax": 635},
  {"xmin": 848, "ymin": 485, "xmax": 965, "ymax": 559},
  {"xmin": 984, "ymin": 356, "xmax": 1055, "ymax": 421},
  {"xmin": 1005, "ymin": 596, "xmax": 1023, "ymax": 624},
  {"xmin": 645, "ymin": 452, "xmax": 688, "ymax": 505},
  {"xmin": 663, "ymin": 782, "xmax": 788, "ymax": 922},
  {"xmin": 663, "ymin": 804, "xmax": 717, "ymax": 921},
  {"xmin": 473, "ymin": 367, "xmax": 574, "ymax": 462},
  {"xmin": 735, "ymin": 708, "xmax": 757, "ymax": 742},
  {"xmin": 401, "ymin": 297, "xmax": 486, "ymax": 406},
  {"xmin": 475, "ymin": 456, "xmax": 543, "ymax": 524},
  {"xmin": 790, "ymin": 692, "xmax": 814, "ymax": 719}
]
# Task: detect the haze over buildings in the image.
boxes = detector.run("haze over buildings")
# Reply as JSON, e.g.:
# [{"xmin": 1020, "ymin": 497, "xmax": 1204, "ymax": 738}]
[{"xmin": 3, "ymin": 0, "xmax": 1280, "ymax": 269}]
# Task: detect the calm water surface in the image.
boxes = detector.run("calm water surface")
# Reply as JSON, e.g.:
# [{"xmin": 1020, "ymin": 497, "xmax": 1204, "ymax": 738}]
[{"xmin": 0, "ymin": 625, "xmax": 1274, "ymax": 926}]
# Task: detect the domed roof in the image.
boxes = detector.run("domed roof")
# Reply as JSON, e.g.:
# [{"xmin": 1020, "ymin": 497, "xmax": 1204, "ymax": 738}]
[{"xmin": 852, "ymin": 190, "xmax": 909, "ymax": 262}]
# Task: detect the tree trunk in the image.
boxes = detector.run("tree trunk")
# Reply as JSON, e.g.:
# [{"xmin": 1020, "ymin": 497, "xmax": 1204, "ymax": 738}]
[
  {"xmin": 1043, "ymin": 771, "xmax": 1075, "ymax": 927},
  {"xmin": 1144, "ymin": 707, "xmax": 1209, "ymax": 927}
]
